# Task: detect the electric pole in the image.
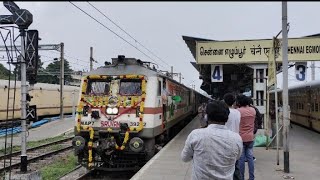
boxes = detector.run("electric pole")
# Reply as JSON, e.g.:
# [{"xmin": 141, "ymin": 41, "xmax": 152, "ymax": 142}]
[
  {"xmin": 60, "ymin": 42, "xmax": 64, "ymax": 120},
  {"xmin": 0, "ymin": 43, "xmax": 65, "ymax": 121},
  {"xmin": 20, "ymin": 28, "xmax": 28, "ymax": 173},
  {"xmin": 170, "ymin": 71, "xmax": 183, "ymax": 83},
  {"xmin": 311, "ymin": 61, "xmax": 315, "ymax": 81},
  {"xmin": 1, "ymin": 1, "xmax": 34, "ymax": 173},
  {"xmin": 282, "ymin": 1, "xmax": 290, "ymax": 173},
  {"xmin": 90, "ymin": 47, "xmax": 93, "ymax": 71}
]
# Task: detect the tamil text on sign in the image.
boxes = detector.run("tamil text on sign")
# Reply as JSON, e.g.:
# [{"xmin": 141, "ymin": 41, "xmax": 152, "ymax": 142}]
[{"xmin": 196, "ymin": 37, "xmax": 320, "ymax": 64}]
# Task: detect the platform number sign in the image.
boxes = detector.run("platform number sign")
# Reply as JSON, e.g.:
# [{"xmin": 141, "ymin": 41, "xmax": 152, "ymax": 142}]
[
  {"xmin": 295, "ymin": 62, "xmax": 307, "ymax": 81},
  {"xmin": 211, "ymin": 65, "xmax": 223, "ymax": 82}
]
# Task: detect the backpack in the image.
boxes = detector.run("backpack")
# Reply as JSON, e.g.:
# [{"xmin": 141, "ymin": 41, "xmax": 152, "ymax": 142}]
[{"xmin": 253, "ymin": 106, "xmax": 263, "ymax": 134}]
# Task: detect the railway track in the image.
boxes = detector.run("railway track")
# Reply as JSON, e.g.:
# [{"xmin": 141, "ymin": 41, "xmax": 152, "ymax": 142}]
[
  {"xmin": 57, "ymin": 165, "xmax": 88, "ymax": 180},
  {"xmin": 62, "ymin": 116, "xmax": 196, "ymax": 179},
  {"xmin": 75, "ymin": 169, "xmax": 135, "ymax": 180},
  {"xmin": 58, "ymin": 165, "xmax": 130, "ymax": 180},
  {"xmin": 0, "ymin": 137, "xmax": 73, "ymax": 173}
]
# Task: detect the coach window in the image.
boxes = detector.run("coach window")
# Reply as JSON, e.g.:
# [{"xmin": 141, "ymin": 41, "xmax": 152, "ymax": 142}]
[
  {"xmin": 302, "ymin": 103, "xmax": 304, "ymax": 110},
  {"xmin": 316, "ymin": 103, "xmax": 319, "ymax": 112},
  {"xmin": 311, "ymin": 103, "xmax": 315, "ymax": 112}
]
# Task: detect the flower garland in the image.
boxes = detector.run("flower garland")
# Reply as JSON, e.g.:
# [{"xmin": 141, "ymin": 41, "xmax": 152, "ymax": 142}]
[{"xmin": 75, "ymin": 74, "xmax": 146, "ymax": 168}]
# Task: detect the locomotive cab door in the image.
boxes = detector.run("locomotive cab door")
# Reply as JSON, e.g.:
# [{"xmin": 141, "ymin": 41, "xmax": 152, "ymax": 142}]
[{"xmin": 161, "ymin": 78, "xmax": 168, "ymax": 128}]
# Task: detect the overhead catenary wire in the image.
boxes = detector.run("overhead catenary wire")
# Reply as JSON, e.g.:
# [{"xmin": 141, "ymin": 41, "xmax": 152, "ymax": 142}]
[
  {"xmin": 50, "ymin": 50, "xmax": 89, "ymax": 64},
  {"xmin": 86, "ymin": 1, "xmax": 170, "ymax": 68},
  {"xmin": 68, "ymin": 1, "xmax": 167, "ymax": 69},
  {"xmin": 39, "ymin": 54, "xmax": 89, "ymax": 69},
  {"xmin": 40, "ymin": 53, "xmax": 88, "ymax": 65}
]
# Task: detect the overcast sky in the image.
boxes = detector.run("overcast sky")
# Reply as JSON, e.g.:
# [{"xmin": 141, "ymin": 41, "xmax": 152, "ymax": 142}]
[{"xmin": 1, "ymin": 1, "xmax": 320, "ymax": 93}]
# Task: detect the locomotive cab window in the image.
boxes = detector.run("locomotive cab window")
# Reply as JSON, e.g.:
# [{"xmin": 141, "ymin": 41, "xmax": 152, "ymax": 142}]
[
  {"xmin": 119, "ymin": 79, "xmax": 142, "ymax": 96},
  {"xmin": 86, "ymin": 80, "xmax": 111, "ymax": 95}
]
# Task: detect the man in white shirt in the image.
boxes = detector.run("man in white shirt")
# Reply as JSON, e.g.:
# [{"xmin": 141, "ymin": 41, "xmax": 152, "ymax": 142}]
[
  {"xmin": 181, "ymin": 100, "xmax": 243, "ymax": 180},
  {"xmin": 223, "ymin": 93, "xmax": 241, "ymax": 179},
  {"xmin": 223, "ymin": 93, "xmax": 241, "ymax": 133}
]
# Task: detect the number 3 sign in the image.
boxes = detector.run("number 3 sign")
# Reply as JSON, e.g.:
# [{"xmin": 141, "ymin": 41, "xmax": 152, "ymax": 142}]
[
  {"xmin": 211, "ymin": 65, "xmax": 223, "ymax": 82},
  {"xmin": 295, "ymin": 62, "xmax": 307, "ymax": 81}
]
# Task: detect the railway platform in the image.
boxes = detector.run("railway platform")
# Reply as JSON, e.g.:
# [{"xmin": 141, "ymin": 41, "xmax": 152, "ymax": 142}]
[
  {"xmin": 131, "ymin": 115, "xmax": 320, "ymax": 180},
  {"xmin": 0, "ymin": 116, "xmax": 74, "ymax": 149}
]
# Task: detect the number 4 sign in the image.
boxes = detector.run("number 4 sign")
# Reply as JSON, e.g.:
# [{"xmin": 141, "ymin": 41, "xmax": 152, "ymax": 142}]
[
  {"xmin": 295, "ymin": 62, "xmax": 307, "ymax": 81},
  {"xmin": 211, "ymin": 65, "xmax": 223, "ymax": 82}
]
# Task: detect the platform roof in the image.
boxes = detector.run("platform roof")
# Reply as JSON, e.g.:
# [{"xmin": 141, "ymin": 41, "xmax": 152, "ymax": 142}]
[{"xmin": 183, "ymin": 33, "xmax": 320, "ymax": 98}]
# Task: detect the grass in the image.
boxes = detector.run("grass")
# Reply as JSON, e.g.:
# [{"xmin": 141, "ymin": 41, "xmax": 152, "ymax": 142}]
[
  {"xmin": 49, "ymin": 144, "xmax": 63, "ymax": 151},
  {"xmin": 40, "ymin": 153, "xmax": 78, "ymax": 180},
  {"xmin": 0, "ymin": 135, "xmax": 68, "ymax": 156}
]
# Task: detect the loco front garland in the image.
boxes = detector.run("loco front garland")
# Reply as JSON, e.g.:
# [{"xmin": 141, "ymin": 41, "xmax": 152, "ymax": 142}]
[
  {"xmin": 73, "ymin": 74, "xmax": 149, "ymax": 170},
  {"xmin": 72, "ymin": 56, "xmax": 209, "ymax": 171}
]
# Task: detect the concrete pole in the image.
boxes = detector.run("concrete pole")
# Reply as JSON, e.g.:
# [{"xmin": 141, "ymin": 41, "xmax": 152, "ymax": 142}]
[
  {"xmin": 72, "ymin": 90, "xmax": 75, "ymax": 119},
  {"xmin": 311, "ymin": 61, "xmax": 315, "ymax": 81},
  {"xmin": 90, "ymin": 47, "xmax": 93, "ymax": 71},
  {"xmin": 20, "ymin": 29, "xmax": 28, "ymax": 172},
  {"xmin": 171, "ymin": 66, "xmax": 173, "ymax": 78},
  {"xmin": 282, "ymin": 1, "xmax": 290, "ymax": 173},
  {"xmin": 179, "ymin": 73, "xmax": 181, "ymax": 83},
  {"xmin": 273, "ymin": 38, "xmax": 280, "ymax": 166},
  {"xmin": 60, "ymin": 42, "xmax": 64, "ymax": 120}
]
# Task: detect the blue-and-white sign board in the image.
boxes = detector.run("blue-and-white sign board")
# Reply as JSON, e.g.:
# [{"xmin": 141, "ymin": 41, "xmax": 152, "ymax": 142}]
[
  {"xmin": 211, "ymin": 64, "xmax": 223, "ymax": 82},
  {"xmin": 295, "ymin": 62, "xmax": 307, "ymax": 81}
]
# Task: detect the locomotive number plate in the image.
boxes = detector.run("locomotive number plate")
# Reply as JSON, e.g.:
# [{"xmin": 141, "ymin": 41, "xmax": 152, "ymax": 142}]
[{"xmin": 101, "ymin": 121, "xmax": 120, "ymax": 128}]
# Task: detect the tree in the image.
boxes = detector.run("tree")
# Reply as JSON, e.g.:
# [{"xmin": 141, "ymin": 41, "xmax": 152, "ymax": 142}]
[
  {"xmin": 0, "ymin": 63, "xmax": 12, "ymax": 80},
  {"xmin": 37, "ymin": 58, "xmax": 74, "ymax": 84}
]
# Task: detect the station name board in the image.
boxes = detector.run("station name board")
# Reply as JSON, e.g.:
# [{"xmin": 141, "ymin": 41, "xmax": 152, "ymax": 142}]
[{"xmin": 196, "ymin": 37, "xmax": 320, "ymax": 64}]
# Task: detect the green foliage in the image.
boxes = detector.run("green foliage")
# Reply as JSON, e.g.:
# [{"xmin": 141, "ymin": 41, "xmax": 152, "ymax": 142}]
[
  {"xmin": 37, "ymin": 58, "xmax": 74, "ymax": 84},
  {"xmin": 1, "ymin": 55, "xmax": 75, "ymax": 84},
  {"xmin": 0, "ymin": 63, "xmax": 13, "ymax": 80},
  {"xmin": 40, "ymin": 153, "xmax": 77, "ymax": 180}
]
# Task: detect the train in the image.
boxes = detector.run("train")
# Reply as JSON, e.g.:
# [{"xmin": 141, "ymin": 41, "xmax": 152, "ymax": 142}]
[
  {"xmin": 0, "ymin": 80, "xmax": 79, "ymax": 123},
  {"xmin": 269, "ymin": 79, "xmax": 320, "ymax": 133},
  {"xmin": 72, "ymin": 55, "xmax": 209, "ymax": 171}
]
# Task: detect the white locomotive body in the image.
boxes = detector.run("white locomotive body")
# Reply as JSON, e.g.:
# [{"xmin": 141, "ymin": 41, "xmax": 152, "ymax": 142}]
[{"xmin": 72, "ymin": 55, "xmax": 208, "ymax": 170}]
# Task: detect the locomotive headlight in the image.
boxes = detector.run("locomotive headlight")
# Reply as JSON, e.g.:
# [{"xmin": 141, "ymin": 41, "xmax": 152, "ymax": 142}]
[
  {"xmin": 112, "ymin": 107, "xmax": 118, "ymax": 114},
  {"xmin": 106, "ymin": 107, "xmax": 113, "ymax": 114},
  {"xmin": 106, "ymin": 107, "xmax": 119, "ymax": 114}
]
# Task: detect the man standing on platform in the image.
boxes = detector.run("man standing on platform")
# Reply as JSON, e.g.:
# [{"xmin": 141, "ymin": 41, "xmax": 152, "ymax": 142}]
[
  {"xmin": 181, "ymin": 100, "xmax": 243, "ymax": 180},
  {"xmin": 198, "ymin": 102, "xmax": 208, "ymax": 128},
  {"xmin": 236, "ymin": 95, "xmax": 256, "ymax": 180},
  {"xmin": 223, "ymin": 93, "xmax": 241, "ymax": 179},
  {"xmin": 223, "ymin": 93, "xmax": 241, "ymax": 133}
]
